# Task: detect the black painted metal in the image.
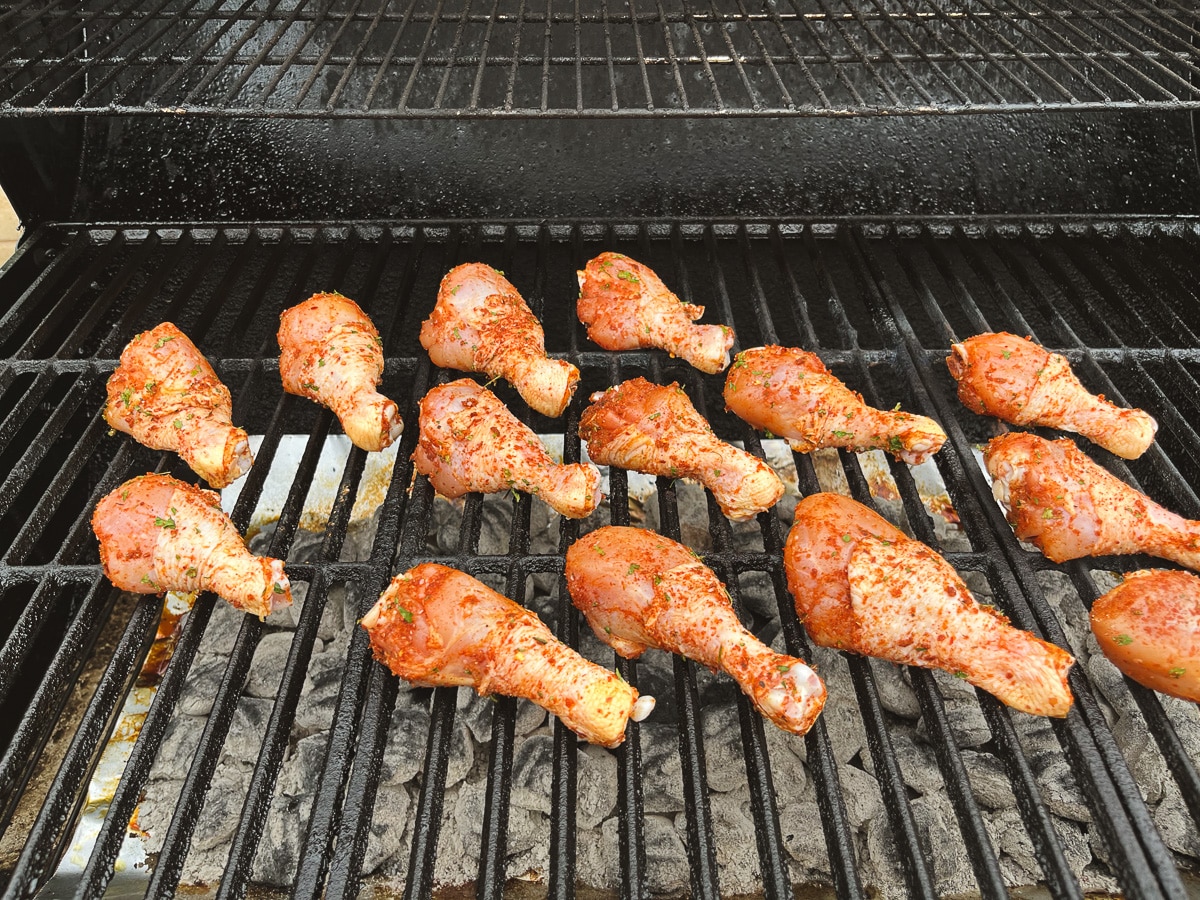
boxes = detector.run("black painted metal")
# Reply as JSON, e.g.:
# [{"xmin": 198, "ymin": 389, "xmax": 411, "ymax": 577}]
[
  {"xmin": 0, "ymin": 219, "xmax": 1198, "ymax": 900},
  {"xmin": 1, "ymin": 0, "xmax": 1200, "ymax": 116}
]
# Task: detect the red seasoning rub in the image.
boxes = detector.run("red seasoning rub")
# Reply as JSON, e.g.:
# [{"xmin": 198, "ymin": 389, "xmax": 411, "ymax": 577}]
[
  {"xmin": 92, "ymin": 473, "xmax": 291, "ymax": 618},
  {"xmin": 362, "ymin": 563, "xmax": 652, "ymax": 748},
  {"xmin": 105, "ymin": 322, "xmax": 253, "ymax": 489},
  {"xmin": 278, "ymin": 292, "xmax": 403, "ymax": 452},
  {"xmin": 785, "ymin": 492, "xmax": 1073, "ymax": 717},
  {"xmin": 1091, "ymin": 569, "xmax": 1200, "ymax": 702},
  {"xmin": 984, "ymin": 432, "xmax": 1200, "ymax": 570},
  {"xmin": 566, "ymin": 526, "xmax": 825, "ymax": 736},
  {"xmin": 413, "ymin": 379, "xmax": 602, "ymax": 519},
  {"xmin": 576, "ymin": 252, "xmax": 735, "ymax": 374},
  {"xmin": 948, "ymin": 332, "xmax": 1156, "ymax": 460},
  {"xmin": 579, "ymin": 377, "xmax": 783, "ymax": 522},
  {"xmin": 421, "ymin": 263, "xmax": 580, "ymax": 418},
  {"xmin": 724, "ymin": 345, "xmax": 946, "ymax": 465}
]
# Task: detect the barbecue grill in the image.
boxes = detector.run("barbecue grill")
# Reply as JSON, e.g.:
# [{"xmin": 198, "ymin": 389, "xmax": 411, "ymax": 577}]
[{"xmin": 3, "ymin": 2, "xmax": 1200, "ymax": 898}]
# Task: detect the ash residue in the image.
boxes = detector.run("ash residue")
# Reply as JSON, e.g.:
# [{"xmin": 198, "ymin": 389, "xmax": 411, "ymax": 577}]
[{"xmin": 133, "ymin": 460, "xmax": 1200, "ymax": 898}]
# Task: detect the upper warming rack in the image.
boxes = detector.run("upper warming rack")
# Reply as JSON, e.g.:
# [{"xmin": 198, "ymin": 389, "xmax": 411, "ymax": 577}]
[{"xmin": 0, "ymin": 0, "xmax": 1198, "ymax": 118}]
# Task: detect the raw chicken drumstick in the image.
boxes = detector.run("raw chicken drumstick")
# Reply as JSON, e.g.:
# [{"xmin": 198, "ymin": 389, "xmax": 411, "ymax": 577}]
[
  {"xmin": 1090, "ymin": 570, "xmax": 1200, "ymax": 702},
  {"xmin": 565, "ymin": 527, "xmax": 826, "ymax": 736},
  {"xmin": 984, "ymin": 432, "xmax": 1200, "ymax": 570},
  {"xmin": 278, "ymin": 292, "xmax": 402, "ymax": 452},
  {"xmin": 785, "ymin": 493, "xmax": 1074, "ymax": 717},
  {"xmin": 577, "ymin": 253, "xmax": 734, "ymax": 374},
  {"xmin": 948, "ymin": 332, "xmax": 1157, "ymax": 460},
  {"xmin": 92, "ymin": 473, "xmax": 292, "ymax": 617},
  {"xmin": 421, "ymin": 264, "xmax": 580, "ymax": 418},
  {"xmin": 414, "ymin": 379, "xmax": 602, "ymax": 519},
  {"xmin": 580, "ymin": 378, "xmax": 783, "ymax": 522},
  {"xmin": 724, "ymin": 346, "xmax": 946, "ymax": 465},
  {"xmin": 362, "ymin": 563, "xmax": 653, "ymax": 747},
  {"xmin": 104, "ymin": 323, "xmax": 252, "ymax": 489}
]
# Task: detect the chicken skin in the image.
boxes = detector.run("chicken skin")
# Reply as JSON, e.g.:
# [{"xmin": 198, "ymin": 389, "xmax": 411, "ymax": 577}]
[
  {"xmin": 278, "ymin": 292, "xmax": 403, "ymax": 452},
  {"xmin": 948, "ymin": 332, "xmax": 1156, "ymax": 460},
  {"xmin": 362, "ymin": 563, "xmax": 652, "ymax": 747},
  {"xmin": 724, "ymin": 346, "xmax": 946, "ymax": 465},
  {"xmin": 104, "ymin": 323, "xmax": 252, "ymax": 489},
  {"xmin": 421, "ymin": 264, "xmax": 580, "ymax": 418},
  {"xmin": 785, "ymin": 493, "xmax": 1074, "ymax": 717},
  {"xmin": 92, "ymin": 473, "xmax": 292, "ymax": 618},
  {"xmin": 984, "ymin": 433, "xmax": 1200, "ymax": 570},
  {"xmin": 579, "ymin": 378, "xmax": 783, "ymax": 522},
  {"xmin": 1090, "ymin": 570, "xmax": 1200, "ymax": 702},
  {"xmin": 414, "ymin": 379, "xmax": 602, "ymax": 519},
  {"xmin": 576, "ymin": 253, "xmax": 734, "ymax": 375},
  {"xmin": 565, "ymin": 527, "xmax": 826, "ymax": 736}
]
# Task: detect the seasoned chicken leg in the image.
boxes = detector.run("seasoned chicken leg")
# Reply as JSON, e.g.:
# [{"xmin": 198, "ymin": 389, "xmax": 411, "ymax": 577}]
[
  {"xmin": 785, "ymin": 493, "xmax": 1073, "ymax": 717},
  {"xmin": 984, "ymin": 433, "xmax": 1200, "ymax": 570},
  {"xmin": 948, "ymin": 332, "xmax": 1156, "ymax": 460},
  {"xmin": 278, "ymin": 292, "xmax": 402, "ymax": 452},
  {"xmin": 579, "ymin": 378, "xmax": 783, "ymax": 521},
  {"xmin": 414, "ymin": 379, "xmax": 602, "ymax": 519},
  {"xmin": 421, "ymin": 264, "xmax": 580, "ymax": 418},
  {"xmin": 104, "ymin": 323, "xmax": 253, "ymax": 489},
  {"xmin": 1090, "ymin": 570, "xmax": 1200, "ymax": 702},
  {"xmin": 362, "ymin": 563, "xmax": 652, "ymax": 747},
  {"xmin": 724, "ymin": 346, "xmax": 946, "ymax": 465},
  {"xmin": 577, "ymin": 253, "xmax": 734, "ymax": 374},
  {"xmin": 565, "ymin": 527, "xmax": 826, "ymax": 736},
  {"xmin": 92, "ymin": 473, "xmax": 291, "ymax": 617}
]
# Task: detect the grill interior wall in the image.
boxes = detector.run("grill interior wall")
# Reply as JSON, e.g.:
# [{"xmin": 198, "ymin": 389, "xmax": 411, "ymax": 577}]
[{"xmin": 0, "ymin": 221, "xmax": 1199, "ymax": 898}]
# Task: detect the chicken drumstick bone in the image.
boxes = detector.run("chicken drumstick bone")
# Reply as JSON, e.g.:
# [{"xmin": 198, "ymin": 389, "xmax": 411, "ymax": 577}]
[
  {"xmin": 577, "ymin": 253, "xmax": 734, "ymax": 374},
  {"xmin": 580, "ymin": 378, "xmax": 783, "ymax": 522},
  {"xmin": 948, "ymin": 332, "xmax": 1156, "ymax": 460},
  {"xmin": 422, "ymin": 264, "xmax": 580, "ymax": 418},
  {"xmin": 92, "ymin": 473, "xmax": 292, "ymax": 617},
  {"xmin": 278, "ymin": 292, "xmax": 403, "ymax": 452},
  {"xmin": 984, "ymin": 432, "xmax": 1200, "ymax": 570},
  {"xmin": 785, "ymin": 493, "xmax": 1073, "ymax": 717},
  {"xmin": 104, "ymin": 323, "xmax": 253, "ymax": 489},
  {"xmin": 414, "ymin": 379, "xmax": 602, "ymax": 519},
  {"xmin": 724, "ymin": 346, "xmax": 946, "ymax": 465},
  {"xmin": 566, "ymin": 526, "xmax": 826, "ymax": 736},
  {"xmin": 362, "ymin": 563, "xmax": 653, "ymax": 747}
]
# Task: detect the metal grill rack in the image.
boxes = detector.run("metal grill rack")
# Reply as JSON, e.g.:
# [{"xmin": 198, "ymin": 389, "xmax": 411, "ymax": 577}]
[
  {"xmin": 0, "ymin": 218, "xmax": 1199, "ymax": 899},
  {"xmin": 1, "ymin": 0, "xmax": 1199, "ymax": 116}
]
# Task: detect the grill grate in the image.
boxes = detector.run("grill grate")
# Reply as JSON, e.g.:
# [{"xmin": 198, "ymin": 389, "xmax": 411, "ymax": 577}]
[
  {"xmin": 0, "ymin": 0, "xmax": 1199, "ymax": 116},
  {"xmin": 1, "ymin": 219, "xmax": 1200, "ymax": 898}
]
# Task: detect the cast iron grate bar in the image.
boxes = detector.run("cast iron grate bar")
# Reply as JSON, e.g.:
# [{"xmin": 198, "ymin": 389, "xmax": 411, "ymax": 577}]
[
  {"xmin": 1, "ymin": 220, "xmax": 1199, "ymax": 900},
  {"xmin": 2, "ymin": 0, "xmax": 1200, "ymax": 115}
]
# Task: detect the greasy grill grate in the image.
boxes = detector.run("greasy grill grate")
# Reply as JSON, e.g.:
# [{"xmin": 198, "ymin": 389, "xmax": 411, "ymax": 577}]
[
  {"xmin": 0, "ymin": 218, "xmax": 1199, "ymax": 899},
  {"xmin": 0, "ymin": 0, "xmax": 1199, "ymax": 116}
]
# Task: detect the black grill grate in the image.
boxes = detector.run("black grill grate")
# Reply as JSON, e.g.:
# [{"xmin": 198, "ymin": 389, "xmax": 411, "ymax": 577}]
[
  {"xmin": 0, "ymin": 0, "xmax": 1199, "ymax": 116},
  {"xmin": 1, "ymin": 219, "xmax": 1199, "ymax": 899}
]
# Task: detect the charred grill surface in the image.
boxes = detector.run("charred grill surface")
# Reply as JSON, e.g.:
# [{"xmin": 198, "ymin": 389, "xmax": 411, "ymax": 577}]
[{"xmin": 0, "ymin": 219, "xmax": 1199, "ymax": 898}]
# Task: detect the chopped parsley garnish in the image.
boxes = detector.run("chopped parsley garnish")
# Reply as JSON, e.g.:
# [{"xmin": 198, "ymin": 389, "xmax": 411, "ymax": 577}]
[
  {"xmin": 120, "ymin": 388, "xmax": 132, "ymax": 407},
  {"xmin": 154, "ymin": 517, "xmax": 175, "ymax": 529},
  {"xmin": 627, "ymin": 563, "xmax": 641, "ymax": 575},
  {"xmin": 186, "ymin": 567, "xmax": 198, "ymax": 578},
  {"xmin": 1170, "ymin": 667, "xmax": 1186, "ymax": 678},
  {"xmin": 396, "ymin": 605, "xmax": 413, "ymax": 623},
  {"xmin": 1114, "ymin": 634, "xmax": 1133, "ymax": 645},
  {"xmin": 154, "ymin": 335, "xmax": 176, "ymax": 349},
  {"xmin": 616, "ymin": 270, "xmax": 640, "ymax": 284}
]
